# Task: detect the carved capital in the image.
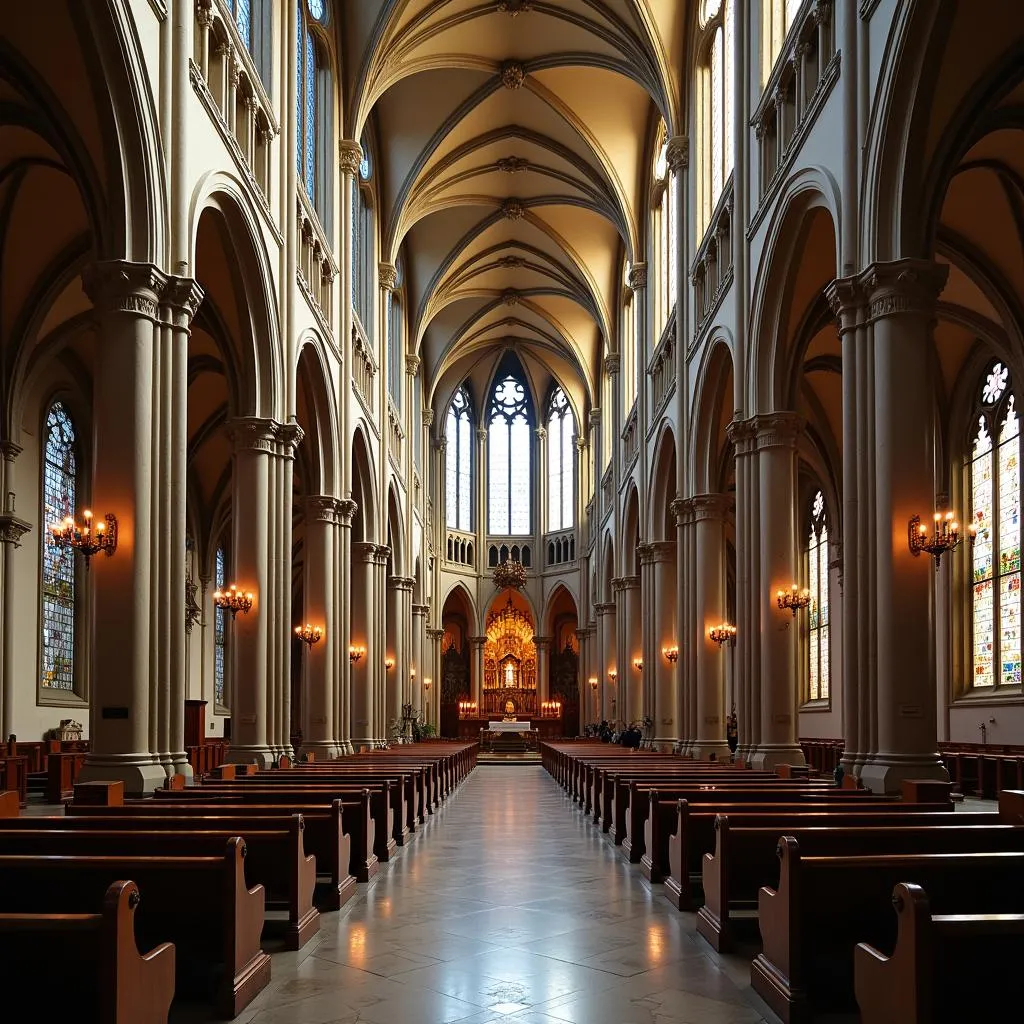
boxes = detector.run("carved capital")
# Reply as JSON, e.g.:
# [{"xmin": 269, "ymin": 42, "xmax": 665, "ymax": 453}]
[
  {"xmin": 858, "ymin": 259, "xmax": 948, "ymax": 323},
  {"xmin": 379, "ymin": 262, "xmax": 398, "ymax": 291},
  {"xmin": 405, "ymin": 355, "xmax": 421, "ymax": 376},
  {"xmin": 0, "ymin": 441, "xmax": 22, "ymax": 465},
  {"xmin": 305, "ymin": 495, "xmax": 341, "ymax": 524},
  {"xmin": 611, "ymin": 575, "xmax": 640, "ymax": 593},
  {"xmin": 604, "ymin": 353, "xmax": 621, "ymax": 376},
  {"xmin": 665, "ymin": 135, "xmax": 689, "ymax": 173},
  {"xmin": 338, "ymin": 139, "xmax": 363, "ymax": 177},
  {"xmin": 725, "ymin": 417, "xmax": 759, "ymax": 456},
  {"xmin": 389, "ymin": 576, "xmax": 416, "ymax": 593},
  {"xmin": 162, "ymin": 276, "xmax": 205, "ymax": 323},
  {"xmin": 753, "ymin": 412, "xmax": 804, "ymax": 451},
  {"xmin": 0, "ymin": 513, "xmax": 31, "ymax": 547},
  {"xmin": 352, "ymin": 541, "xmax": 378, "ymax": 564},
  {"xmin": 824, "ymin": 275, "xmax": 865, "ymax": 332},
  {"xmin": 276, "ymin": 421, "xmax": 305, "ymax": 457},
  {"xmin": 638, "ymin": 540, "xmax": 676, "ymax": 565},
  {"xmin": 82, "ymin": 261, "xmax": 166, "ymax": 321},
  {"xmin": 534, "ymin": 426, "xmax": 547, "ymax": 440},
  {"xmin": 627, "ymin": 262, "xmax": 648, "ymax": 291},
  {"xmin": 594, "ymin": 602, "xmax": 616, "ymax": 616},
  {"xmin": 336, "ymin": 498, "xmax": 358, "ymax": 526},
  {"xmin": 500, "ymin": 60, "xmax": 527, "ymax": 90},
  {"xmin": 669, "ymin": 496, "xmax": 689, "ymax": 526},
  {"xmin": 532, "ymin": 635, "xmax": 553, "ymax": 650},
  {"xmin": 588, "ymin": 408, "xmax": 601, "ymax": 427},
  {"xmin": 422, "ymin": 409, "xmax": 435, "ymax": 427},
  {"xmin": 575, "ymin": 436, "xmax": 587, "ymax": 453},
  {"xmin": 689, "ymin": 493, "xmax": 733, "ymax": 523}
]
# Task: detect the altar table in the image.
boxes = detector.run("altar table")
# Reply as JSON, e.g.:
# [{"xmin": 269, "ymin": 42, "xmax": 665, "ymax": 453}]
[{"xmin": 487, "ymin": 721, "xmax": 533, "ymax": 733}]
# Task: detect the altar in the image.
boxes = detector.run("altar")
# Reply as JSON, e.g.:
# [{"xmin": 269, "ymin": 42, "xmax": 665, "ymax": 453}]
[{"xmin": 487, "ymin": 721, "xmax": 532, "ymax": 733}]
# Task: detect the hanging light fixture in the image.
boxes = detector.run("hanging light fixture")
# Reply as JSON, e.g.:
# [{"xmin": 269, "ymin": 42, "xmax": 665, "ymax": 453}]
[
  {"xmin": 213, "ymin": 584, "xmax": 254, "ymax": 618},
  {"xmin": 294, "ymin": 623, "xmax": 323, "ymax": 647},
  {"xmin": 908, "ymin": 511, "xmax": 976, "ymax": 569},
  {"xmin": 50, "ymin": 510, "xmax": 118, "ymax": 567}
]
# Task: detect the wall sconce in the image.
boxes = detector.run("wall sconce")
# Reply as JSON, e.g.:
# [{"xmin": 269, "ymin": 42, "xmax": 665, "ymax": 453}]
[
  {"xmin": 632, "ymin": 657, "xmax": 643, "ymax": 672},
  {"xmin": 908, "ymin": 511, "xmax": 975, "ymax": 569},
  {"xmin": 776, "ymin": 584, "xmax": 811, "ymax": 616},
  {"xmin": 294, "ymin": 623, "xmax": 323, "ymax": 647},
  {"xmin": 50, "ymin": 510, "xmax": 118, "ymax": 567},
  {"xmin": 214, "ymin": 583, "xmax": 254, "ymax": 618},
  {"xmin": 385, "ymin": 657, "xmax": 395, "ymax": 671},
  {"xmin": 608, "ymin": 669, "xmax": 617, "ymax": 684},
  {"xmin": 589, "ymin": 675, "xmax": 598, "ymax": 690},
  {"xmin": 662, "ymin": 645, "xmax": 679, "ymax": 664},
  {"xmin": 349, "ymin": 644, "xmax": 366, "ymax": 663},
  {"xmin": 423, "ymin": 677, "xmax": 432, "ymax": 693},
  {"xmin": 709, "ymin": 624, "xmax": 737, "ymax": 647}
]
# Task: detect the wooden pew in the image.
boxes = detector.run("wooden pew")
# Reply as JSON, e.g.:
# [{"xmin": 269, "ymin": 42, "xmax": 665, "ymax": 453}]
[
  {"xmin": 697, "ymin": 815, "xmax": 1024, "ymax": 951},
  {"xmin": 0, "ymin": 814, "xmax": 320, "ymax": 950},
  {"xmin": 0, "ymin": 879, "xmax": 175, "ymax": 1024},
  {"xmin": 854, "ymin": 881, "xmax": 1024, "ymax": 1024},
  {"xmin": 0, "ymin": 790, "xmax": 18, "ymax": 817},
  {"xmin": 0, "ymin": 755, "xmax": 27, "ymax": 807},
  {"xmin": 0, "ymin": 838, "xmax": 270, "ymax": 1017},
  {"xmin": 661, "ymin": 799, "xmax": 999, "ymax": 911},
  {"xmin": 68, "ymin": 794, "xmax": 375, "ymax": 888},
  {"xmin": 46, "ymin": 750, "xmax": 86, "ymax": 802},
  {"xmin": 751, "ymin": 838, "xmax": 1024, "ymax": 1023}
]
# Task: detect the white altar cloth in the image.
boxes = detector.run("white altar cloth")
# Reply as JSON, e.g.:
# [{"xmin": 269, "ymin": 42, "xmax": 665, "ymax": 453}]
[{"xmin": 486, "ymin": 721, "xmax": 533, "ymax": 733}]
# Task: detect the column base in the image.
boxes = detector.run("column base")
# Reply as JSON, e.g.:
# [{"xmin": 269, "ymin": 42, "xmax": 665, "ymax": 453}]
[
  {"xmin": 651, "ymin": 736, "xmax": 679, "ymax": 753},
  {"xmin": 858, "ymin": 754, "xmax": 949, "ymax": 795},
  {"xmin": 691, "ymin": 740, "xmax": 732, "ymax": 761},
  {"xmin": 340, "ymin": 740, "xmax": 355, "ymax": 756},
  {"xmin": 298, "ymin": 740, "xmax": 342, "ymax": 761},
  {"xmin": 750, "ymin": 744, "xmax": 807, "ymax": 772},
  {"xmin": 169, "ymin": 755, "xmax": 194, "ymax": 783},
  {"xmin": 226, "ymin": 744, "xmax": 276, "ymax": 770},
  {"xmin": 77, "ymin": 757, "xmax": 168, "ymax": 797}
]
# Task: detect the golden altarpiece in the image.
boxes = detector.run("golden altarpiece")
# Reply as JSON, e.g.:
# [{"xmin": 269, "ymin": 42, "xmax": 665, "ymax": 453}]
[{"xmin": 482, "ymin": 596, "xmax": 537, "ymax": 717}]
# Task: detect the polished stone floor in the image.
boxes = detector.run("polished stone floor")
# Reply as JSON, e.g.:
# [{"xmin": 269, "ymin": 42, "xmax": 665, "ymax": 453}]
[{"xmin": 217, "ymin": 765, "xmax": 771, "ymax": 1024}]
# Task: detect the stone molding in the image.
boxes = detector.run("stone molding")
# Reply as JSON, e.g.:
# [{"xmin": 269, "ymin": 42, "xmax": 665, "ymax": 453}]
[
  {"xmin": 500, "ymin": 60, "xmax": 526, "ymax": 90},
  {"xmin": 665, "ymin": 136, "xmax": 689, "ymax": 173},
  {"xmin": 378, "ymin": 262, "xmax": 397, "ymax": 291},
  {"xmin": 338, "ymin": 139, "xmax": 363, "ymax": 176},
  {"xmin": 604, "ymin": 354, "xmax": 621, "ymax": 376},
  {"xmin": 627, "ymin": 263, "xmax": 648, "ymax": 291}
]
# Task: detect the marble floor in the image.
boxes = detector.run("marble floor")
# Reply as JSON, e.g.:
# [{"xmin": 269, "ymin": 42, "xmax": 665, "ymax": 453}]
[{"xmin": 208, "ymin": 765, "xmax": 772, "ymax": 1024}]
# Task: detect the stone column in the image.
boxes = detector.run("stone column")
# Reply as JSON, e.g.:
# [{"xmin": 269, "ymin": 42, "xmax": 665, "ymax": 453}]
[
  {"xmin": 615, "ymin": 576, "xmax": 642, "ymax": 725},
  {"xmin": 350, "ymin": 542, "xmax": 376, "ymax": 749},
  {"xmin": 299, "ymin": 496, "xmax": 341, "ymax": 760},
  {"xmin": 469, "ymin": 636, "xmax": 486, "ymax": 709},
  {"xmin": 77, "ymin": 264, "xmax": 180, "ymax": 793},
  {"xmin": 335, "ymin": 499, "xmax": 357, "ymax": 754},
  {"xmin": 642, "ymin": 541, "xmax": 677, "ymax": 749},
  {"xmin": 691, "ymin": 494, "xmax": 732, "ymax": 760},
  {"xmin": 859, "ymin": 260, "xmax": 949, "ymax": 791},
  {"xmin": 371, "ymin": 545, "xmax": 390, "ymax": 747},
  {"xmin": 0, "ymin": 465, "xmax": 30, "ymax": 742},
  {"xmin": 534, "ymin": 636, "xmax": 552, "ymax": 708},
  {"xmin": 411, "ymin": 603, "xmax": 428, "ymax": 712},
  {"xmin": 388, "ymin": 575, "xmax": 415, "ymax": 737},
  {"xmin": 671, "ymin": 497, "xmax": 691, "ymax": 752},
  {"xmin": 475, "ymin": 428, "xmax": 487, "ymax": 560},
  {"xmin": 595, "ymin": 602, "xmax": 616, "ymax": 723},
  {"xmin": 752, "ymin": 413, "xmax": 806, "ymax": 770},
  {"xmin": 427, "ymin": 627, "xmax": 445, "ymax": 730}
]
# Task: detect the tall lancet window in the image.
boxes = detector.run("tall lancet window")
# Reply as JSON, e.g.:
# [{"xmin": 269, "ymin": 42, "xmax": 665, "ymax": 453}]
[
  {"xmin": 806, "ymin": 490, "xmax": 829, "ymax": 702},
  {"xmin": 547, "ymin": 386, "xmax": 575, "ymax": 531},
  {"xmin": 488, "ymin": 373, "xmax": 531, "ymax": 535},
  {"xmin": 970, "ymin": 362, "xmax": 1021, "ymax": 688},
  {"xmin": 231, "ymin": 1, "xmax": 271, "ymax": 91},
  {"xmin": 41, "ymin": 402, "xmax": 77, "ymax": 693},
  {"xmin": 697, "ymin": 0, "xmax": 734, "ymax": 238},
  {"xmin": 446, "ymin": 387, "xmax": 472, "ymax": 531},
  {"xmin": 214, "ymin": 546, "xmax": 228, "ymax": 709},
  {"xmin": 297, "ymin": 0, "xmax": 331, "ymax": 222},
  {"xmin": 653, "ymin": 127, "xmax": 678, "ymax": 340}
]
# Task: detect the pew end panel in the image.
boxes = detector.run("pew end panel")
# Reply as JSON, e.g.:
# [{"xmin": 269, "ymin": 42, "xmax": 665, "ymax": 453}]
[{"xmin": 220, "ymin": 837, "xmax": 272, "ymax": 1018}]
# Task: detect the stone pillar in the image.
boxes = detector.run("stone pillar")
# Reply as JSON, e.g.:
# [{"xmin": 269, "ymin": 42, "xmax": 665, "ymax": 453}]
[
  {"xmin": 388, "ymin": 575, "xmax": 415, "ymax": 738},
  {"xmin": 614, "ymin": 576, "xmax": 642, "ymax": 725},
  {"xmin": 534, "ymin": 636, "xmax": 552, "ymax": 708},
  {"xmin": 469, "ymin": 635, "xmax": 486, "ymax": 709},
  {"xmin": 350, "ymin": 542, "xmax": 376, "ymax": 748},
  {"xmin": 671, "ymin": 497, "xmax": 691, "ymax": 753},
  {"xmin": 77, "ymin": 263, "xmax": 198, "ymax": 794},
  {"xmin": 335, "ymin": 499, "xmax": 357, "ymax": 754},
  {"xmin": 860, "ymin": 260, "xmax": 949, "ymax": 791},
  {"xmin": 299, "ymin": 496, "xmax": 341, "ymax": 760},
  {"xmin": 752, "ymin": 413, "xmax": 806, "ymax": 771},
  {"xmin": 0, "ymin": 459, "xmax": 30, "ymax": 742},
  {"xmin": 371, "ymin": 546, "xmax": 389, "ymax": 747},
  {"xmin": 691, "ymin": 494, "xmax": 732, "ymax": 760},
  {"xmin": 427, "ymin": 627, "xmax": 445, "ymax": 730},
  {"xmin": 411, "ymin": 603, "xmax": 428, "ymax": 712},
  {"xmin": 595, "ymin": 602, "xmax": 616, "ymax": 723},
  {"xmin": 642, "ymin": 541, "xmax": 677, "ymax": 749}
]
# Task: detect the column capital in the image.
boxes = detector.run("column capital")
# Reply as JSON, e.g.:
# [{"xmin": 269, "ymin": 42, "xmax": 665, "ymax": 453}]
[
  {"xmin": 688, "ymin": 492, "xmax": 733, "ymax": 522},
  {"xmin": 412, "ymin": 603, "xmax": 430, "ymax": 617},
  {"xmin": 226, "ymin": 417, "xmax": 305, "ymax": 457},
  {"xmin": 374, "ymin": 544, "xmax": 392, "ymax": 566},
  {"xmin": 575, "ymin": 436, "xmax": 587, "ymax": 453},
  {"xmin": 352, "ymin": 541, "xmax": 378, "ymax": 564},
  {"xmin": 858, "ymin": 259, "xmax": 949, "ymax": 322},
  {"xmin": 824, "ymin": 274, "xmax": 865, "ymax": 333},
  {"xmin": 588, "ymin": 408, "xmax": 601, "ymax": 427},
  {"xmin": 476, "ymin": 427, "xmax": 488, "ymax": 442},
  {"xmin": 594, "ymin": 602, "xmax": 615, "ymax": 616},
  {"xmin": 389, "ymin": 575, "xmax": 416, "ymax": 592},
  {"xmin": 405, "ymin": 355, "xmax": 421, "ymax": 376},
  {"xmin": 469, "ymin": 635, "xmax": 488, "ymax": 648},
  {"xmin": 82, "ymin": 260, "xmax": 166, "ymax": 321},
  {"xmin": 753, "ymin": 412, "xmax": 804, "ymax": 451},
  {"xmin": 162, "ymin": 276, "xmax": 205, "ymax": 323},
  {"xmin": 0, "ymin": 513, "xmax": 31, "ymax": 547},
  {"xmin": 604, "ymin": 353, "xmax": 621, "ymax": 376},
  {"xmin": 611, "ymin": 575, "xmax": 640, "ymax": 592},
  {"xmin": 638, "ymin": 540, "xmax": 677, "ymax": 564},
  {"xmin": 670, "ymin": 495, "xmax": 689, "ymax": 525},
  {"xmin": 665, "ymin": 135, "xmax": 689, "ymax": 173},
  {"xmin": 423, "ymin": 409, "xmax": 435, "ymax": 427},
  {"xmin": 427, "ymin": 628, "xmax": 446, "ymax": 641},
  {"xmin": 627, "ymin": 263, "xmax": 648, "ymax": 291},
  {"xmin": 379, "ymin": 262, "xmax": 398, "ymax": 291},
  {"xmin": 339, "ymin": 139, "xmax": 363, "ymax": 176},
  {"xmin": 336, "ymin": 498, "xmax": 358, "ymax": 526},
  {"xmin": 305, "ymin": 495, "xmax": 342, "ymax": 523},
  {"xmin": 532, "ymin": 635, "xmax": 553, "ymax": 649},
  {"xmin": 534, "ymin": 426, "xmax": 547, "ymax": 440},
  {"xmin": 725, "ymin": 416, "xmax": 758, "ymax": 455},
  {"xmin": 0, "ymin": 441, "xmax": 22, "ymax": 464}
]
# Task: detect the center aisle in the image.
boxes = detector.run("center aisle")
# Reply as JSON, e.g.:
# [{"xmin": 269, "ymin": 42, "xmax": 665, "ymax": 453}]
[{"xmin": 236, "ymin": 766, "xmax": 768, "ymax": 1024}]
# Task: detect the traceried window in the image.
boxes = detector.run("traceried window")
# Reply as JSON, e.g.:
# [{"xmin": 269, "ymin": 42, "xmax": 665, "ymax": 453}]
[
  {"xmin": 297, "ymin": 0, "xmax": 331, "ymax": 223},
  {"xmin": 969, "ymin": 362, "xmax": 1021, "ymax": 689},
  {"xmin": 446, "ymin": 387, "xmax": 472, "ymax": 531},
  {"xmin": 387, "ymin": 263, "xmax": 403, "ymax": 407},
  {"xmin": 40, "ymin": 402, "xmax": 77, "ymax": 693},
  {"xmin": 653, "ymin": 129, "xmax": 678, "ymax": 340},
  {"xmin": 351, "ymin": 146, "xmax": 375, "ymax": 343},
  {"xmin": 806, "ymin": 490, "xmax": 830, "ymax": 702},
  {"xmin": 214, "ymin": 546, "xmax": 228, "ymax": 708},
  {"xmin": 697, "ymin": 0, "xmax": 734, "ymax": 239},
  {"xmin": 622, "ymin": 264, "xmax": 638, "ymax": 411},
  {"xmin": 547, "ymin": 387, "xmax": 575, "ymax": 531},
  {"xmin": 488, "ymin": 373, "xmax": 531, "ymax": 535},
  {"xmin": 231, "ymin": 1, "xmax": 271, "ymax": 91},
  {"xmin": 763, "ymin": 0, "xmax": 806, "ymax": 84}
]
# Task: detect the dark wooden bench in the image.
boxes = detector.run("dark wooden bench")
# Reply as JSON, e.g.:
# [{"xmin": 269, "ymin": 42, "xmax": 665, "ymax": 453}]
[
  {"xmin": 68, "ymin": 794, "xmax": 374, "ymax": 887},
  {"xmin": 697, "ymin": 816, "xmax": 1024, "ymax": 951},
  {"xmin": 661, "ymin": 799, "xmax": 998, "ymax": 910},
  {"xmin": 0, "ymin": 838, "xmax": 270, "ymax": 1017},
  {"xmin": 854, "ymin": 881, "xmax": 1024, "ymax": 1023},
  {"xmin": 0, "ymin": 879, "xmax": 175, "ymax": 1024},
  {"xmin": 751, "ymin": 839, "xmax": 1024, "ymax": 1023},
  {"xmin": 0, "ymin": 814, "xmax": 320, "ymax": 950}
]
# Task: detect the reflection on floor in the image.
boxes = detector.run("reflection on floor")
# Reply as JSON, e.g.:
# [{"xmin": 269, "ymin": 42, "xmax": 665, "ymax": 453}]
[{"xmin": 216, "ymin": 764, "xmax": 771, "ymax": 1024}]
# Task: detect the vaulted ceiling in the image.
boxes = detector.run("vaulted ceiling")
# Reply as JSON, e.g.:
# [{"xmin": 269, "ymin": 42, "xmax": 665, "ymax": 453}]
[{"xmin": 339, "ymin": 0, "xmax": 691, "ymax": 420}]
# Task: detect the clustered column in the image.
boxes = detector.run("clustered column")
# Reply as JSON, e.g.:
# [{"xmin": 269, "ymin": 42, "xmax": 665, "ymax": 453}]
[
  {"xmin": 642, "ymin": 541, "xmax": 677, "ymax": 750},
  {"xmin": 0, "ymin": 447, "xmax": 30, "ymax": 743},
  {"xmin": 595, "ymin": 601, "xmax": 616, "ymax": 723}
]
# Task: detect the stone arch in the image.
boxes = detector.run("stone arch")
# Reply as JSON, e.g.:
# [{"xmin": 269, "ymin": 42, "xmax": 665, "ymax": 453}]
[
  {"xmin": 295, "ymin": 334, "xmax": 340, "ymax": 498},
  {"xmin": 622, "ymin": 484, "xmax": 641, "ymax": 576},
  {"xmin": 690, "ymin": 333, "xmax": 736, "ymax": 494},
  {"xmin": 386, "ymin": 485, "xmax": 405, "ymax": 576},
  {"xmin": 601, "ymin": 532, "xmax": 615, "ymax": 604},
  {"xmin": 350, "ymin": 425, "xmax": 378, "ymax": 544},
  {"xmin": 543, "ymin": 582, "xmax": 579, "ymax": 635},
  {"xmin": 440, "ymin": 580, "xmax": 478, "ymax": 639},
  {"xmin": 647, "ymin": 423, "xmax": 678, "ymax": 542}
]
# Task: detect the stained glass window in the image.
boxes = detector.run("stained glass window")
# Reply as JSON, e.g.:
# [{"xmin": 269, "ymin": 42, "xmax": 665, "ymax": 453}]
[
  {"xmin": 446, "ymin": 388, "xmax": 472, "ymax": 531},
  {"xmin": 807, "ymin": 491, "xmax": 830, "ymax": 702},
  {"xmin": 297, "ymin": 4, "xmax": 330, "ymax": 215},
  {"xmin": 41, "ymin": 402, "xmax": 76, "ymax": 692},
  {"xmin": 547, "ymin": 387, "xmax": 575, "ymax": 531},
  {"xmin": 970, "ymin": 362, "xmax": 1021, "ymax": 688},
  {"xmin": 233, "ymin": 0, "xmax": 252, "ymax": 50},
  {"xmin": 700, "ymin": 1, "xmax": 733, "ymax": 236},
  {"xmin": 653, "ymin": 127, "xmax": 678, "ymax": 342},
  {"xmin": 214, "ymin": 547, "xmax": 227, "ymax": 708},
  {"xmin": 488, "ymin": 374, "xmax": 531, "ymax": 535},
  {"xmin": 351, "ymin": 145, "xmax": 375, "ymax": 343}
]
